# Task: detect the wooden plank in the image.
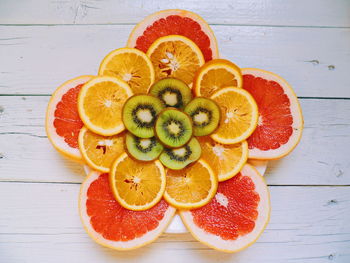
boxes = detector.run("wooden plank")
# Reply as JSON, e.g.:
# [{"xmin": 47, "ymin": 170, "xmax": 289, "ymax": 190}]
[
  {"xmin": 0, "ymin": 96, "xmax": 349, "ymax": 185},
  {"xmin": 0, "ymin": 182, "xmax": 349, "ymax": 262},
  {"xmin": 0, "ymin": 25, "xmax": 349, "ymax": 97},
  {"xmin": 0, "ymin": 0, "xmax": 349, "ymax": 27}
]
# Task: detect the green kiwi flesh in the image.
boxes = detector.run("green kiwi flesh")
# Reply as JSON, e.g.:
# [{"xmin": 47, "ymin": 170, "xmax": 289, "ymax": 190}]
[
  {"xmin": 125, "ymin": 132, "xmax": 164, "ymax": 161},
  {"xmin": 184, "ymin": 97, "xmax": 220, "ymax": 136},
  {"xmin": 122, "ymin": 94, "xmax": 164, "ymax": 138},
  {"xmin": 159, "ymin": 137, "xmax": 201, "ymax": 170},
  {"xmin": 155, "ymin": 108, "xmax": 193, "ymax": 148},
  {"xmin": 149, "ymin": 78, "xmax": 192, "ymax": 109}
]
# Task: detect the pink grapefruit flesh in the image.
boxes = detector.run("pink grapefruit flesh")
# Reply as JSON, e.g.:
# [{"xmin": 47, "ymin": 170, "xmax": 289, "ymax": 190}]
[
  {"xmin": 46, "ymin": 75, "xmax": 93, "ymax": 161},
  {"xmin": 243, "ymin": 68, "xmax": 303, "ymax": 160},
  {"xmin": 53, "ymin": 84, "xmax": 84, "ymax": 149},
  {"xmin": 79, "ymin": 172, "xmax": 176, "ymax": 250},
  {"xmin": 127, "ymin": 9, "xmax": 219, "ymax": 62},
  {"xmin": 180, "ymin": 164, "xmax": 270, "ymax": 252}
]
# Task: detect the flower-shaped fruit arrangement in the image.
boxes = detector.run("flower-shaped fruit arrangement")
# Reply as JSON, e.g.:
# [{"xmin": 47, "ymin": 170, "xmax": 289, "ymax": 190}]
[{"xmin": 46, "ymin": 9, "xmax": 303, "ymax": 252}]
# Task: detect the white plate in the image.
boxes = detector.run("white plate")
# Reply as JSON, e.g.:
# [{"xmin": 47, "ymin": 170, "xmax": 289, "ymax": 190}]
[{"xmin": 83, "ymin": 160, "xmax": 268, "ymax": 234}]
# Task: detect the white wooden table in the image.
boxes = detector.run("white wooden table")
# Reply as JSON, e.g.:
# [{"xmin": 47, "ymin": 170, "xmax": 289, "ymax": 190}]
[{"xmin": 1, "ymin": 1, "xmax": 350, "ymax": 262}]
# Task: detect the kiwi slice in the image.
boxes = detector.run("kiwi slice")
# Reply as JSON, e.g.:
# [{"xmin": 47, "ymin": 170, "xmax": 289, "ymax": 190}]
[
  {"xmin": 149, "ymin": 78, "xmax": 192, "ymax": 109},
  {"xmin": 184, "ymin": 97, "xmax": 221, "ymax": 136},
  {"xmin": 122, "ymin": 94, "xmax": 164, "ymax": 138},
  {"xmin": 155, "ymin": 108, "xmax": 193, "ymax": 148},
  {"xmin": 125, "ymin": 132, "xmax": 164, "ymax": 161},
  {"xmin": 159, "ymin": 137, "xmax": 201, "ymax": 170}
]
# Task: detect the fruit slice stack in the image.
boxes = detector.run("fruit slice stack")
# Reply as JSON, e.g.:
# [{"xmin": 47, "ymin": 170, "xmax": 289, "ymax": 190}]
[{"xmin": 46, "ymin": 9, "xmax": 303, "ymax": 253}]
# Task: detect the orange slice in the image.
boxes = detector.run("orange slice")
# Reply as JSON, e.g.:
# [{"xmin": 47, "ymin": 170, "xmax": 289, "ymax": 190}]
[
  {"xmin": 210, "ymin": 87, "xmax": 258, "ymax": 144},
  {"xmin": 194, "ymin": 59, "xmax": 242, "ymax": 97},
  {"xmin": 164, "ymin": 159, "xmax": 217, "ymax": 209},
  {"xmin": 146, "ymin": 35, "xmax": 205, "ymax": 86},
  {"xmin": 78, "ymin": 76, "xmax": 133, "ymax": 136},
  {"xmin": 99, "ymin": 48, "xmax": 155, "ymax": 94},
  {"xmin": 110, "ymin": 152, "xmax": 166, "ymax": 211},
  {"xmin": 198, "ymin": 136, "xmax": 248, "ymax": 182},
  {"xmin": 78, "ymin": 126, "xmax": 125, "ymax": 172}
]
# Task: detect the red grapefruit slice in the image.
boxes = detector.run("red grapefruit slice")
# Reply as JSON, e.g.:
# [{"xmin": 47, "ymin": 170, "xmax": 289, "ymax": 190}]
[
  {"xmin": 127, "ymin": 9, "xmax": 218, "ymax": 62},
  {"xmin": 242, "ymin": 68, "xmax": 303, "ymax": 160},
  {"xmin": 79, "ymin": 171, "xmax": 176, "ymax": 250},
  {"xmin": 180, "ymin": 164, "xmax": 270, "ymax": 253},
  {"xmin": 46, "ymin": 75, "xmax": 93, "ymax": 161}
]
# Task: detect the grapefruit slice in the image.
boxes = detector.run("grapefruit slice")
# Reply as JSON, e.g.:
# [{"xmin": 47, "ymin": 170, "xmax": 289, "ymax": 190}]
[
  {"xmin": 180, "ymin": 164, "xmax": 270, "ymax": 253},
  {"xmin": 242, "ymin": 68, "xmax": 303, "ymax": 159},
  {"xmin": 46, "ymin": 75, "xmax": 93, "ymax": 161},
  {"xmin": 127, "ymin": 9, "xmax": 218, "ymax": 62},
  {"xmin": 79, "ymin": 171, "xmax": 176, "ymax": 250}
]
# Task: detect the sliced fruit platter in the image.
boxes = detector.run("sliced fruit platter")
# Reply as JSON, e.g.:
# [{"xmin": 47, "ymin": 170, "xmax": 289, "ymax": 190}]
[{"xmin": 45, "ymin": 9, "xmax": 303, "ymax": 252}]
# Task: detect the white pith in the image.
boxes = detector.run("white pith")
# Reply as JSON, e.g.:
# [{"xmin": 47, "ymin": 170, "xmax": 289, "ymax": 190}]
[
  {"xmin": 123, "ymin": 73, "xmax": 132, "ymax": 82},
  {"xmin": 215, "ymin": 193, "xmax": 228, "ymax": 208},
  {"xmin": 224, "ymin": 111, "xmax": 234, "ymax": 124},
  {"xmin": 212, "ymin": 145, "xmax": 225, "ymax": 160},
  {"xmin": 133, "ymin": 177, "xmax": 141, "ymax": 184},
  {"xmin": 242, "ymin": 68, "xmax": 304, "ymax": 159},
  {"xmin": 97, "ymin": 139, "xmax": 113, "ymax": 147},
  {"xmin": 79, "ymin": 171, "xmax": 176, "ymax": 250},
  {"xmin": 180, "ymin": 164, "xmax": 270, "ymax": 252},
  {"xmin": 46, "ymin": 75, "xmax": 93, "ymax": 160},
  {"xmin": 103, "ymin": 100, "xmax": 112, "ymax": 107}
]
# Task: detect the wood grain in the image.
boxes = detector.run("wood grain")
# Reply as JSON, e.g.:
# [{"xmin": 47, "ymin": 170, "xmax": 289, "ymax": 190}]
[
  {"xmin": 0, "ymin": 96, "xmax": 349, "ymax": 185},
  {"xmin": 0, "ymin": 1, "xmax": 349, "ymax": 261},
  {"xmin": 0, "ymin": 25, "xmax": 349, "ymax": 97},
  {"xmin": 1, "ymin": 181, "xmax": 349, "ymax": 262},
  {"xmin": 0, "ymin": 0, "xmax": 349, "ymax": 27}
]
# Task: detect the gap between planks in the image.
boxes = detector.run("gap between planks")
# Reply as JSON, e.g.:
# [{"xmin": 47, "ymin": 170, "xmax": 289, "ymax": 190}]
[
  {"xmin": 1, "ymin": 25, "xmax": 349, "ymax": 97},
  {"xmin": 0, "ymin": 23, "xmax": 349, "ymax": 29}
]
